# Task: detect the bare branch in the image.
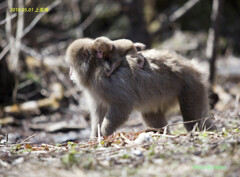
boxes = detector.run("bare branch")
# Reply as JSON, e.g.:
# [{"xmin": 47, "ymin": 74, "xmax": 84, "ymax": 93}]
[
  {"xmin": 0, "ymin": 0, "xmax": 63, "ymax": 61},
  {"xmin": 19, "ymin": 43, "xmax": 43, "ymax": 59},
  {"xmin": 0, "ymin": 13, "xmax": 17, "ymax": 26},
  {"xmin": 169, "ymin": 0, "xmax": 200, "ymax": 22},
  {"xmin": 4, "ymin": 0, "xmax": 15, "ymax": 69},
  {"xmin": 20, "ymin": 0, "xmax": 63, "ymax": 40},
  {"xmin": 5, "ymin": 0, "xmax": 13, "ymax": 41},
  {"xmin": 0, "ymin": 1, "xmax": 7, "ymax": 10},
  {"xmin": 153, "ymin": 0, "xmax": 201, "ymax": 35},
  {"xmin": 74, "ymin": 4, "xmax": 104, "ymax": 38},
  {"xmin": 20, "ymin": 42, "xmax": 81, "ymax": 101},
  {"xmin": 19, "ymin": 134, "xmax": 37, "ymax": 144},
  {"xmin": 206, "ymin": 0, "xmax": 223, "ymax": 84},
  {"xmin": 9, "ymin": 0, "xmax": 24, "ymax": 71},
  {"xmin": 51, "ymin": 66, "xmax": 81, "ymax": 101},
  {"xmin": 0, "ymin": 44, "xmax": 11, "ymax": 61}
]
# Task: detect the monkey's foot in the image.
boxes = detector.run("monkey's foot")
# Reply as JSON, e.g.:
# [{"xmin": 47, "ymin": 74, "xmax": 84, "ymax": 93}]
[
  {"xmin": 137, "ymin": 60, "xmax": 145, "ymax": 69},
  {"xmin": 138, "ymin": 64, "xmax": 144, "ymax": 69}
]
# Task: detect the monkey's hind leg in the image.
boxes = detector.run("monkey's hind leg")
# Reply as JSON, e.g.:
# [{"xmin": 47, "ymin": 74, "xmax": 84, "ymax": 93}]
[
  {"xmin": 141, "ymin": 110, "xmax": 168, "ymax": 129},
  {"xmin": 136, "ymin": 56, "xmax": 145, "ymax": 69},
  {"xmin": 101, "ymin": 105, "xmax": 132, "ymax": 136},
  {"xmin": 178, "ymin": 82, "xmax": 217, "ymax": 131},
  {"xmin": 134, "ymin": 42, "xmax": 146, "ymax": 51},
  {"xmin": 130, "ymin": 54, "xmax": 145, "ymax": 69}
]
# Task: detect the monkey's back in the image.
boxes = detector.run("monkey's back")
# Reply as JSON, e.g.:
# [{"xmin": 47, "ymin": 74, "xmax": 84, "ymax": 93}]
[
  {"xmin": 90, "ymin": 49, "xmax": 207, "ymax": 114},
  {"xmin": 112, "ymin": 39, "xmax": 137, "ymax": 55},
  {"xmin": 132, "ymin": 50, "xmax": 207, "ymax": 111}
]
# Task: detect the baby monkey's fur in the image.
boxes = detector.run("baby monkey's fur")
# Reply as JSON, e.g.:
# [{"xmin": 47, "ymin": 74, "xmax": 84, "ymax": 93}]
[
  {"xmin": 66, "ymin": 38, "xmax": 216, "ymax": 137},
  {"xmin": 93, "ymin": 36, "xmax": 145, "ymax": 77}
]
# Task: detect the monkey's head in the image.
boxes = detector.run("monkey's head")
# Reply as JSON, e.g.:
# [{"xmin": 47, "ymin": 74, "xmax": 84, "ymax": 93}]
[
  {"xmin": 93, "ymin": 37, "xmax": 113, "ymax": 59},
  {"xmin": 66, "ymin": 38, "xmax": 93, "ymax": 65},
  {"xmin": 65, "ymin": 38, "xmax": 95, "ymax": 82}
]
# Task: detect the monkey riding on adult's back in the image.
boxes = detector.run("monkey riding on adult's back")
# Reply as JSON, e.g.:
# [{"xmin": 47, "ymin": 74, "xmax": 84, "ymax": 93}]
[
  {"xmin": 65, "ymin": 38, "xmax": 217, "ymax": 138},
  {"xmin": 93, "ymin": 36, "xmax": 146, "ymax": 77}
]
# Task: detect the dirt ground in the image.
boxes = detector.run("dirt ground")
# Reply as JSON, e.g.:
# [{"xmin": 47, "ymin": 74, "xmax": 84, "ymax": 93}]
[{"xmin": 1, "ymin": 79, "xmax": 240, "ymax": 177}]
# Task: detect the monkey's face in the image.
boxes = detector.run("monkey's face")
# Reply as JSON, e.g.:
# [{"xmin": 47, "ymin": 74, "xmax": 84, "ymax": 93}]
[
  {"xmin": 96, "ymin": 48, "xmax": 104, "ymax": 59},
  {"xmin": 69, "ymin": 67, "xmax": 76, "ymax": 82},
  {"xmin": 69, "ymin": 67, "xmax": 72, "ymax": 76},
  {"xmin": 93, "ymin": 42, "xmax": 112, "ymax": 59},
  {"xmin": 68, "ymin": 63, "xmax": 77, "ymax": 81}
]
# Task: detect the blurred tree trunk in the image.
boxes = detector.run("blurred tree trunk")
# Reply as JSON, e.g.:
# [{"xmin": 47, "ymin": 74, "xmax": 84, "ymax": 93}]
[
  {"xmin": 122, "ymin": 0, "xmax": 150, "ymax": 46},
  {"xmin": 206, "ymin": 0, "xmax": 223, "ymax": 84},
  {"xmin": 0, "ymin": 0, "xmax": 15, "ymax": 105},
  {"xmin": 1, "ymin": 0, "xmax": 25, "ymax": 104},
  {"xmin": 0, "ymin": 58, "xmax": 15, "ymax": 105}
]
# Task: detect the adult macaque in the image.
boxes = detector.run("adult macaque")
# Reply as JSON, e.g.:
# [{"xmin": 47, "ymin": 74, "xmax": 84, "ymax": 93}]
[
  {"xmin": 65, "ymin": 38, "xmax": 216, "ymax": 137},
  {"xmin": 93, "ymin": 36, "xmax": 146, "ymax": 77}
]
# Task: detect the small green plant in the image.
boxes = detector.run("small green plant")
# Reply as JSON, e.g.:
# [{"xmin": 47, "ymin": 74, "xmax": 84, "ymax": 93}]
[
  {"xmin": 24, "ymin": 72, "xmax": 40, "ymax": 84},
  {"xmin": 61, "ymin": 151, "xmax": 78, "ymax": 168},
  {"xmin": 147, "ymin": 145, "xmax": 155, "ymax": 157},
  {"xmin": 81, "ymin": 157, "xmax": 94, "ymax": 169},
  {"xmin": 121, "ymin": 153, "xmax": 130, "ymax": 159}
]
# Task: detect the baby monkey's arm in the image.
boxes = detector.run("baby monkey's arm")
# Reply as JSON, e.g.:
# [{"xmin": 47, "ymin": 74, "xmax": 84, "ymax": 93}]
[{"xmin": 105, "ymin": 57, "xmax": 122, "ymax": 77}]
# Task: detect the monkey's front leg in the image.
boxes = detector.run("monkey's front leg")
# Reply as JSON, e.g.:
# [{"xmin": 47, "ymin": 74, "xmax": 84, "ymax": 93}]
[
  {"xmin": 101, "ymin": 105, "xmax": 132, "ymax": 136},
  {"xmin": 105, "ymin": 58, "xmax": 122, "ymax": 77},
  {"xmin": 90, "ymin": 104, "xmax": 107, "ymax": 138}
]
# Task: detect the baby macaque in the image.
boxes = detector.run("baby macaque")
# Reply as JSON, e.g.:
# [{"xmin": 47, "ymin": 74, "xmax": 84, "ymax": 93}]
[
  {"xmin": 66, "ymin": 38, "xmax": 217, "ymax": 138},
  {"xmin": 93, "ymin": 36, "xmax": 146, "ymax": 77}
]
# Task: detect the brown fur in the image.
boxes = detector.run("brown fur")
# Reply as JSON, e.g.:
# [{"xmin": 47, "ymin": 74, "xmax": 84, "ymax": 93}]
[
  {"xmin": 93, "ymin": 36, "xmax": 145, "ymax": 77},
  {"xmin": 66, "ymin": 38, "xmax": 217, "ymax": 137}
]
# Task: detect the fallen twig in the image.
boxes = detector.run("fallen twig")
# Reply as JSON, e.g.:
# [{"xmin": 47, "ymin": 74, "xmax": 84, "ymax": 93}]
[
  {"xmin": 19, "ymin": 134, "xmax": 36, "ymax": 144},
  {"xmin": 120, "ymin": 133, "xmax": 133, "ymax": 145}
]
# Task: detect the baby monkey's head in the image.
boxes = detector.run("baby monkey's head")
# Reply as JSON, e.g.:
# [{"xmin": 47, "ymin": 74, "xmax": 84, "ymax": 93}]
[{"xmin": 93, "ymin": 36, "xmax": 113, "ymax": 59}]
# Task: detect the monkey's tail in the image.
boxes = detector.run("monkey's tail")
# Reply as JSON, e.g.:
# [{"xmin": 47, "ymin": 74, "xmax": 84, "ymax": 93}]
[{"xmin": 134, "ymin": 42, "xmax": 146, "ymax": 51}]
